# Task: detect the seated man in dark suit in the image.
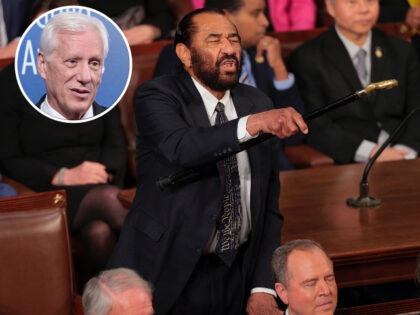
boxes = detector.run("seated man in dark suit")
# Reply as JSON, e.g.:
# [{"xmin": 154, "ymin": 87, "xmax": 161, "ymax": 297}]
[
  {"xmin": 107, "ymin": 8, "xmax": 308, "ymax": 315},
  {"xmin": 290, "ymin": 0, "xmax": 420, "ymax": 164},
  {"xmin": 37, "ymin": 11, "xmax": 108, "ymax": 120},
  {"xmin": 154, "ymin": 0, "xmax": 305, "ymax": 170}
]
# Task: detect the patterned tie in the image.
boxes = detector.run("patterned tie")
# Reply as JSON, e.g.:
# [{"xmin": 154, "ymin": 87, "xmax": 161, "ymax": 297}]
[
  {"xmin": 214, "ymin": 102, "xmax": 242, "ymax": 266},
  {"xmin": 355, "ymin": 49, "xmax": 368, "ymax": 84}
]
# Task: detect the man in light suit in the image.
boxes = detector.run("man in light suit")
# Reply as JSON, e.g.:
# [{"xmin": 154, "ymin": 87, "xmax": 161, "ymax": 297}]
[
  {"xmin": 154, "ymin": 0, "xmax": 305, "ymax": 170},
  {"xmin": 107, "ymin": 8, "xmax": 308, "ymax": 315},
  {"xmin": 290, "ymin": 0, "xmax": 420, "ymax": 164}
]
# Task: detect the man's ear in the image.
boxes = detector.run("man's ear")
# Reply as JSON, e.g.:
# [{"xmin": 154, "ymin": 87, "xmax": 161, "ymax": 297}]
[
  {"xmin": 37, "ymin": 52, "xmax": 47, "ymax": 80},
  {"xmin": 275, "ymin": 282, "xmax": 289, "ymax": 305},
  {"xmin": 325, "ymin": 0, "xmax": 335, "ymax": 18},
  {"xmin": 175, "ymin": 43, "xmax": 192, "ymax": 69}
]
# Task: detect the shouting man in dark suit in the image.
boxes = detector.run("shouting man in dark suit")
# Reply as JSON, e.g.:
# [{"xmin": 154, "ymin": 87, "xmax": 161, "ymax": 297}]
[
  {"xmin": 154, "ymin": 0, "xmax": 305, "ymax": 170},
  {"xmin": 290, "ymin": 0, "xmax": 420, "ymax": 164},
  {"xmin": 107, "ymin": 8, "xmax": 308, "ymax": 315}
]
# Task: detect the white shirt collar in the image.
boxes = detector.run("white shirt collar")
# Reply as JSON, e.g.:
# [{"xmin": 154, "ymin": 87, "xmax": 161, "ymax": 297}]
[
  {"xmin": 40, "ymin": 94, "xmax": 94, "ymax": 120},
  {"xmin": 335, "ymin": 25, "xmax": 372, "ymax": 60},
  {"xmin": 190, "ymin": 76, "xmax": 237, "ymax": 124}
]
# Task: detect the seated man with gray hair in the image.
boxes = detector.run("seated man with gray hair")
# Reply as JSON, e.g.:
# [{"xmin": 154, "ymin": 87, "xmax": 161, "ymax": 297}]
[
  {"xmin": 82, "ymin": 268, "xmax": 154, "ymax": 315},
  {"xmin": 37, "ymin": 11, "xmax": 109, "ymax": 120},
  {"xmin": 271, "ymin": 239, "xmax": 338, "ymax": 315}
]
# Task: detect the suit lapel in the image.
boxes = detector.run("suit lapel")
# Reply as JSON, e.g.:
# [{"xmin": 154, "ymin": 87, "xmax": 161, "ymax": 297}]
[
  {"xmin": 370, "ymin": 29, "xmax": 387, "ymax": 85},
  {"xmin": 324, "ymin": 27, "xmax": 364, "ymax": 91},
  {"xmin": 231, "ymin": 86, "xmax": 255, "ymax": 118},
  {"xmin": 369, "ymin": 30, "xmax": 385, "ymax": 107},
  {"xmin": 179, "ymin": 72, "xmax": 212, "ymax": 128},
  {"xmin": 368, "ymin": 29, "xmax": 393, "ymax": 118},
  {"xmin": 323, "ymin": 27, "xmax": 378, "ymax": 118},
  {"xmin": 182, "ymin": 74, "xmax": 256, "ymax": 126}
]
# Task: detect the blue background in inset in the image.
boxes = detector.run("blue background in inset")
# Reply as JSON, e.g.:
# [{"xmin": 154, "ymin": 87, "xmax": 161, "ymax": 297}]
[{"xmin": 16, "ymin": 6, "xmax": 131, "ymax": 108}]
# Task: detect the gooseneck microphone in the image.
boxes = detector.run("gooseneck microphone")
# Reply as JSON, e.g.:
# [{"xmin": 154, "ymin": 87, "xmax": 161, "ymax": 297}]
[
  {"xmin": 347, "ymin": 107, "xmax": 420, "ymax": 208},
  {"xmin": 157, "ymin": 80, "xmax": 398, "ymax": 190}
]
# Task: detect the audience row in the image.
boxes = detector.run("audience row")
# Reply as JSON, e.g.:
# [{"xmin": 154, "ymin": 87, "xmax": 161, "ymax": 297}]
[
  {"xmin": 83, "ymin": 240, "xmax": 420, "ymax": 314},
  {"xmin": 4, "ymin": 0, "xmax": 418, "ymax": 59},
  {"xmin": 82, "ymin": 240, "xmax": 337, "ymax": 315}
]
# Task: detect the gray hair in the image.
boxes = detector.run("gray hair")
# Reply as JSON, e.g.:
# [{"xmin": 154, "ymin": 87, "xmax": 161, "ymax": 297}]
[
  {"xmin": 82, "ymin": 268, "xmax": 153, "ymax": 315},
  {"xmin": 39, "ymin": 11, "xmax": 109, "ymax": 61},
  {"xmin": 271, "ymin": 239, "xmax": 332, "ymax": 288}
]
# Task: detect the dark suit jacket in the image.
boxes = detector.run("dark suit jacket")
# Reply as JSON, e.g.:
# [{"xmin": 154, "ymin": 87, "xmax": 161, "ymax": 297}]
[
  {"xmin": 36, "ymin": 94, "xmax": 107, "ymax": 117},
  {"xmin": 107, "ymin": 71, "xmax": 283, "ymax": 314},
  {"xmin": 153, "ymin": 44, "xmax": 305, "ymax": 170},
  {"xmin": 290, "ymin": 27, "xmax": 420, "ymax": 164}
]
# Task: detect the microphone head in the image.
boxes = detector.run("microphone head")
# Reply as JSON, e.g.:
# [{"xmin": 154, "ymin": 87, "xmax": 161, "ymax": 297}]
[{"xmin": 364, "ymin": 79, "xmax": 398, "ymax": 95}]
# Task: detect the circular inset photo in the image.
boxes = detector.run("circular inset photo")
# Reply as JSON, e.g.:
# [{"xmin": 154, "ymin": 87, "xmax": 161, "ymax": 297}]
[{"xmin": 15, "ymin": 6, "xmax": 132, "ymax": 123}]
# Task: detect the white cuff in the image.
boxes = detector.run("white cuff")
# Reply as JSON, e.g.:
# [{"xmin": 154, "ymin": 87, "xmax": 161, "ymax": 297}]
[
  {"xmin": 237, "ymin": 115, "xmax": 258, "ymax": 143},
  {"xmin": 393, "ymin": 144, "xmax": 418, "ymax": 159},
  {"xmin": 354, "ymin": 140, "xmax": 377, "ymax": 162},
  {"xmin": 250, "ymin": 287, "xmax": 277, "ymax": 297}
]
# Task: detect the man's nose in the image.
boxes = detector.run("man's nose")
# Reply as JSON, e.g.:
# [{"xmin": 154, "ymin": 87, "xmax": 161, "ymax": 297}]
[
  {"xmin": 359, "ymin": 0, "xmax": 370, "ymax": 12},
  {"xmin": 77, "ymin": 62, "xmax": 93, "ymax": 83},
  {"xmin": 259, "ymin": 13, "xmax": 269, "ymax": 29},
  {"xmin": 318, "ymin": 280, "xmax": 332, "ymax": 296},
  {"xmin": 220, "ymin": 38, "xmax": 235, "ymax": 54}
]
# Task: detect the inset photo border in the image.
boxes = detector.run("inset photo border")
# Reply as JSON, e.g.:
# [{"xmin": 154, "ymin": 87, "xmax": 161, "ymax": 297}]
[{"xmin": 15, "ymin": 5, "xmax": 132, "ymax": 123}]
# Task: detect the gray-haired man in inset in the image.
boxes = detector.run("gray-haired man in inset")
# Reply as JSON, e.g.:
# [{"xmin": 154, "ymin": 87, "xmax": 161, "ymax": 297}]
[{"xmin": 37, "ymin": 11, "xmax": 108, "ymax": 120}]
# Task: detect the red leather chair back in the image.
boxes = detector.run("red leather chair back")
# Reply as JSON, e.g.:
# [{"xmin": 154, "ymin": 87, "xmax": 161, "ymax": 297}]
[{"xmin": 0, "ymin": 190, "xmax": 76, "ymax": 315}]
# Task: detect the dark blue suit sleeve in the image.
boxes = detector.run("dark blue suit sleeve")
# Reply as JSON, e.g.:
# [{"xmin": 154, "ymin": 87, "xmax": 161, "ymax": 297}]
[{"xmin": 135, "ymin": 77, "xmax": 242, "ymax": 168}]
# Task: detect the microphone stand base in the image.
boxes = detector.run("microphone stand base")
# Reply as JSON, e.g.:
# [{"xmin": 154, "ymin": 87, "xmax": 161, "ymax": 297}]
[{"xmin": 346, "ymin": 196, "xmax": 381, "ymax": 208}]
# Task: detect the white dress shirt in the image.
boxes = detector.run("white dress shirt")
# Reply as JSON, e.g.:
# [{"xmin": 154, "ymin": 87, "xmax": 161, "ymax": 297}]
[
  {"xmin": 336, "ymin": 26, "xmax": 372, "ymax": 87},
  {"xmin": 191, "ymin": 77, "xmax": 252, "ymax": 251},
  {"xmin": 40, "ymin": 95, "xmax": 94, "ymax": 120},
  {"xmin": 191, "ymin": 77, "xmax": 276, "ymax": 297}
]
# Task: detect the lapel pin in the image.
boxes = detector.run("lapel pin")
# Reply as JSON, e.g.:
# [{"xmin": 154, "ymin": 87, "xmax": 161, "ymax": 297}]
[{"xmin": 375, "ymin": 46, "xmax": 383, "ymax": 58}]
